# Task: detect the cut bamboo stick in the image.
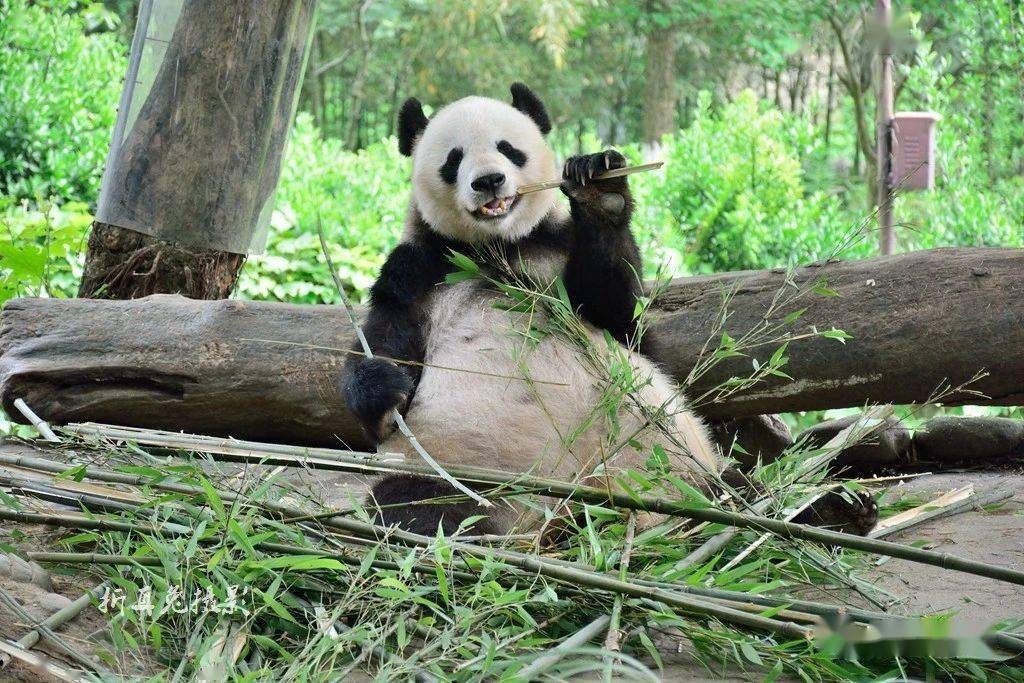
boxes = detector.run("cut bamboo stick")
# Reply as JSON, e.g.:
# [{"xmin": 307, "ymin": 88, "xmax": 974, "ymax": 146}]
[
  {"xmin": 869, "ymin": 487, "xmax": 1013, "ymax": 539},
  {"xmin": 66, "ymin": 422, "xmax": 405, "ymax": 464},
  {"xmin": 0, "ymin": 582, "xmax": 108, "ymax": 671},
  {"xmin": 517, "ymin": 161, "xmax": 664, "ymax": 195}
]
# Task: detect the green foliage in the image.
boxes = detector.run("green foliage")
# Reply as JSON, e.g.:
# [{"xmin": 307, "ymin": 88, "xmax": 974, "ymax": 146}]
[
  {"xmin": 0, "ymin": 197, "xmax": 87, "ymax": 301},
  {"xmin": 631, "ymin": 92, "xmax": 858, "ymax": 273},
  {"xmin": 0, "ymin": 0, "xmax": 126, "ymax": 203}
]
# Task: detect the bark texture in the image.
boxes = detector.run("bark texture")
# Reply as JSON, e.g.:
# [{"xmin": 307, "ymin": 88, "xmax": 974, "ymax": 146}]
[
  {"xmin": 4, "ymin": 248, "xmax": 1024, "ymax": 449},
  {"xmin": 78, "ymin": 223, "xmax": 245, "ymax": 299},
  {"xmin": 81, "ymin": 0, "xmax": 315, "ymax": 298},
  {"xmin": 641, "ymin": 19, "xmax": 678, "ymax": 144}
]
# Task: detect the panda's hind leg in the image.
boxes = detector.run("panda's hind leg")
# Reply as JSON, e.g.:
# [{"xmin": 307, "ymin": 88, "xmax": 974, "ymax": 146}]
[
  {"xmin": 719, "ymin": 467, "xmax": 878, "ymax": 536},
  {"xmin": 367, "ymin": 475, "xmax": 511, "ymax": 537}
]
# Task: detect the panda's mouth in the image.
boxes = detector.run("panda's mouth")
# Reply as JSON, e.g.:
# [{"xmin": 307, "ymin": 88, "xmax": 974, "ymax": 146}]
[{"xmin": 472, "ymin": 195, "xmax": 518, "ymax": 219}]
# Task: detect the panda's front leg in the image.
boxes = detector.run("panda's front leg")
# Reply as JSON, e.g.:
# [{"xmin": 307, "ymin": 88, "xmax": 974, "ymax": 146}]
[
  {"xmin": 561, "ymin": 149, "xmax": 633, "ymax": 229},
  {"xmin": 560, "ymin": 149, "xmax": 644, "ymax": 345}
]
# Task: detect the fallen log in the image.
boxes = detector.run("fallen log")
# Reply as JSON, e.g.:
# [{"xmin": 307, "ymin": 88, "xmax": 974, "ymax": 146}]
[{"xmin": 2, "ymin": 247, "xmax": 1022, "ymax": 449}]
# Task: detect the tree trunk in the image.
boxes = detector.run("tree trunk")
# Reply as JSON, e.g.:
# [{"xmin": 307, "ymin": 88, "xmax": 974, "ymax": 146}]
[
  {"xmin": 82, "ymin": 0, "xmax": 315, "ymax": 298},
  {"xmin": 78, "ymin": 223, "xmax": 245, "ymax": 299},
  {"xmin": 5, "ymin": 248, "xmax": 1024, "ymax": 448},
  {"xmin": 641, "ymin": 21, "xmax": 678, "ymax": 145},
  {"xmin": 824, "ymin": 48, "xmax": 836, "ymax": 147}
]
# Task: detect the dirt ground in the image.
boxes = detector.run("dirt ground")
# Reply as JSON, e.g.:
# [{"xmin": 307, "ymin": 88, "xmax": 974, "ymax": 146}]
[{"xmin": 1, "ymin": 438, "xmax": 1022, "ymax": 680}]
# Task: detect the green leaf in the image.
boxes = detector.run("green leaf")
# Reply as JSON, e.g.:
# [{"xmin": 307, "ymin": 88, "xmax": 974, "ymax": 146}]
[
  {"xmin": 783, "ymin": 308, "xmax": 807, "ymax": 324},
  {"xmin": 740, "ymin": 641, "xmax": 763, "ymax": 665},
  {"xmin": 198, "ymin": 477, "xmax": 226, "ymax": 523},
  {"xmin": 447, "ymin": 250, "xmax": 479, "ymax": 274},
  {"xmin": 821, "ymin": 328, "xmax": 852, "ymax": 343}
]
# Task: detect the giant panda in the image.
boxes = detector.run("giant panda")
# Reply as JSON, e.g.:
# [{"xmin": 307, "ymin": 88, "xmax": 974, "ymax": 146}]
[{"xmin": 340, "ymin": 83, "xmax": 876, "ymax": 538}]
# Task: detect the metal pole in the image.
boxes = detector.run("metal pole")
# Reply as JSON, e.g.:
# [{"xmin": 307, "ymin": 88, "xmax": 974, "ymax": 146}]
[{"xmin": 876, "ymin": 0, "xmax": 895, "ymax": 254}]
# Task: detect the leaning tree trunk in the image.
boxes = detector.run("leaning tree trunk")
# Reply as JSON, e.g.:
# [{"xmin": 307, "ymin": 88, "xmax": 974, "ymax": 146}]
[
  {"xmin": 5, "ymin": 248, "xmax": 1024, "ymax": 449},
  {"xmin": 79, "ymin": 0, "xmax": 315, "ymax": 299},
  {"xmin": 640, "ymin": 18, "xmax": 678, "ymax": 146}
]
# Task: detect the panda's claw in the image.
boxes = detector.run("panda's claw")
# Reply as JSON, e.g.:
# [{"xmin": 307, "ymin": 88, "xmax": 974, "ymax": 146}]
[{"xmin": 342, "ymin": 357, "xmax": 413, "ymax": 441}]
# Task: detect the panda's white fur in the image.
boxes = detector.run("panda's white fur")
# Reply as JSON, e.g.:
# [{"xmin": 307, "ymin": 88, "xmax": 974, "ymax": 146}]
[
  {"xmin": 409, "ymin": 97, "xmax": 562, "ymax": 244},
  {"xmin": 374, "ymin": 92, "xmax": 723, "ymax": 532}
]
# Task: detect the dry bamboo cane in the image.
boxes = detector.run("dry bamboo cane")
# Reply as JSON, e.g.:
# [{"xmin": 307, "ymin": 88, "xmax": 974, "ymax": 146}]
[
  {"xmin": 4, "ymin": 448, "xmax": 1024, "ymax": 586},
  {"xmin": 517, "ymin": 161, "xmax": 664, "ymax": 195}
]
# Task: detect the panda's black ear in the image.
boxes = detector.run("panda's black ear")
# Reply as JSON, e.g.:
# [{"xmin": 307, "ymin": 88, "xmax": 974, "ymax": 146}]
[
  {"xmin": 397, "ymin": 97, "xmax": 428, "ymax": 156},
  {"xmin": 510, "ymin": 82, "xmax": 551, "ymax": 135}
]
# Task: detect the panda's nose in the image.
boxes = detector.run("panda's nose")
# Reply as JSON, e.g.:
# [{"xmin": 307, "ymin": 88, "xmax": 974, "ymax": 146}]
[{"xmin": 471, "ymin": 172, "xmax": 506, "ymax": 192}]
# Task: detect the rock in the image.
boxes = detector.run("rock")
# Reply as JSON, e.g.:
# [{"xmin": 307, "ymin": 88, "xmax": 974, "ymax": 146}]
[
  {"xmin": 709, "ymin": 414, "xmax": 793, "ymax": 470},
  {"xmin": 798, "ymin": 414, "xmax": 911, "ymax": 472},
  {"xmin": 0, "ymin": 552, "xmax": 53, "ymax": 590},
  {"xmin": 914, "ymin": 416, "xmax": 1024, "ymax": 465},
  {"xmin": 37, "ymin": 591, "xmax": 73, "ymax": 614}
]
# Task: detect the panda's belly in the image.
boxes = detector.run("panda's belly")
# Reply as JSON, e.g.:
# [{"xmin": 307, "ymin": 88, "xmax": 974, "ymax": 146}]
[{"xmin": 379, "ymin": 281, "xmax": 719, "ymax": 482}]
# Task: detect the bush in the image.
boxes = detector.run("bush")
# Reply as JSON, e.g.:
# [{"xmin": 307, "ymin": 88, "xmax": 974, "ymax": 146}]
[
  {"xmin": 0, "ymin": 0, "xmax": 126, "ymax": 203},
  {"xmin": 631, "ymin": 91, "xmax": 868, "ymax": 274},
  {"xmin": 0, "ymin": 196, "xmax": 89, "ymax": 301}
]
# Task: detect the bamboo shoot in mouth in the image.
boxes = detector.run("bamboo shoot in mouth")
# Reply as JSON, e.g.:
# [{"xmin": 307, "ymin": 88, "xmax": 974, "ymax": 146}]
[{"xmin": 517, "ymin": 161, "xmax": 664, "ymax": 195}]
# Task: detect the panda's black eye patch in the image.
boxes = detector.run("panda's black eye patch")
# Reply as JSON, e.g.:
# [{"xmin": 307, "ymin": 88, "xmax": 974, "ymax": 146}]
[
  {"xmin": 497, "ymin": 140, "xmax": 527, "ymax": 167},
  {"xmin": 439, "ymin": 148, "xmax": 463, "ymax": 184}
]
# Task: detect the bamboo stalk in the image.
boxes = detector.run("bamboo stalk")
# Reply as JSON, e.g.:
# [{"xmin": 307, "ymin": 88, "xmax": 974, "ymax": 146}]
[
  {"xmin": 7, "ymin": 582, "xmax": 108, "ymax": 660},
  {"xmin": 517, "ymin": 161, "xmax": 664, "ymax": 195},
  {"xmin": 26, "ymin": 552, "xmax": 162, "ymax": 566},
  {"xmin": 5, "ymin": 448, "xmax": 1024, "ymax": 586},
  {"xmin": 13, "ymin": 398, "xmax": 60, "ymax": 442},
  {"xmin": 66, "ymin": 422, "xmax": 405, "ymax": 464},
  {"xmin": 0, "ymin": 639, "xmax": 82, "ymax": 682},
  {"xmin": 869, "ymin": 488, "xmax": 1013, "ymax": 539},
  {"xmin": 517, "ymin": 615, "xmax": 611, "ymax": 679}
]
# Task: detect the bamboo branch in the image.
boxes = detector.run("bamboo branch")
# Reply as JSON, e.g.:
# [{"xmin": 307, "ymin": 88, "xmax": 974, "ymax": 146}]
[
  {"xmin": 517, "ymin": 161, "xmax": 664, "ymax": 195},
  {"xmin": 517, "ymin": 615, "xmax": 611, "ymax": 679}
]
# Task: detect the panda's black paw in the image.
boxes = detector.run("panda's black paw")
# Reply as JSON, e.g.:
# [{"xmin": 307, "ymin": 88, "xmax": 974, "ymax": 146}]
[
  {"xmin": 561, "ymin": 149, "xmax": 626, "ymax": 190},
  {"xmin": 341, "ymin": 357, "xmax": 413, "ymax": 441},
  {"xmin": 794, "ymin": 489, "xmax": 878, "ymax": 537}
]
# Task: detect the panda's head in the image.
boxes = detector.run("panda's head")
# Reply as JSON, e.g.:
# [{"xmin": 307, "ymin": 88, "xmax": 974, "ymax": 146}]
[{"xmin": 399, "ymin": 83, "xmax": 560, "ymax": 243}]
